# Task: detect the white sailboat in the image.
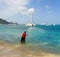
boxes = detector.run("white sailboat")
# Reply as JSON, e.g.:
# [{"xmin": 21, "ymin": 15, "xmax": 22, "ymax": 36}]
[{"xmin": 25, "ymin": 14, "xmax": 36, "ymax": 26}]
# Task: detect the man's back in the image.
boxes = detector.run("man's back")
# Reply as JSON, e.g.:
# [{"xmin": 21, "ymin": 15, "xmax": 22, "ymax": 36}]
[
  {"xmin": 22, "ymin": 32, "xmax": 26, "ymax": 38},
  {"xmin": 21, "ymin": 31, "xmax": 27, "ymax": 43}
]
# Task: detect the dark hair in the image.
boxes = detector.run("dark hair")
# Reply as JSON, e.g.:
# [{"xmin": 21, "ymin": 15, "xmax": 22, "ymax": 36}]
[{"xmin": 24, "ymin": 31, "xmax": 26, "ymax": 33}]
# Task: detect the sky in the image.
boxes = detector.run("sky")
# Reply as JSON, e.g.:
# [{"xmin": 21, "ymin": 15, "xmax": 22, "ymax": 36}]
[{"xmin": 0, "ymin": 0, "xmax": 60, "ymax": 24}]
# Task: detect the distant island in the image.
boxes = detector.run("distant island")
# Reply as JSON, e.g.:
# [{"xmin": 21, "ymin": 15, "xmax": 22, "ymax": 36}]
[{"xmin": 0, "ymin": 18, "xmax": 18, "ymax": 25}]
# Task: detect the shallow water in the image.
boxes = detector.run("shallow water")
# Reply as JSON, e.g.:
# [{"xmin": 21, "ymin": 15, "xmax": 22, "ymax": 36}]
[{"xmin": 0, "ymin": 41, "xmax": 60, "ymax": 57}]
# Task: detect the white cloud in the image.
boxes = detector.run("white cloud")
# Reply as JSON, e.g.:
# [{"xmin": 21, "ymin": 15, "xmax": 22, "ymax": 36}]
[
  {"xmin": 18, "ymin": 7, "xmax": 27, "ymax": 11},
  {"xmin": 44, "ymin": 5, "xmax": 52, "ymax": 14},
  {"xmin": 0, "ymin": 0, "xmax": 31, "ymax": 17},
  {"xmin": 3, "ymin": 0, "xmax": 29, "ymax": 6},
  {"xmin": 48, "ymin": 11, "xmax": 53, "ymax": 14},
  {"xmin": 18, "ymin": 7, "xmax": 35, "ymax": 15},
  {"xmin": 44, "ymin": 5, "xmax": 51, "ymax": 9},
  {"xmin": 28, "ymin": 8, "xmax": 35, "ymax": 14}
]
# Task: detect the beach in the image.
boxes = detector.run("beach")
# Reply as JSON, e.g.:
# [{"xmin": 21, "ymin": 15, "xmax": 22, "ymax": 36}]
[{"xmin": 0, "ymin": 41, "xmax": 60, "ymax": 57}]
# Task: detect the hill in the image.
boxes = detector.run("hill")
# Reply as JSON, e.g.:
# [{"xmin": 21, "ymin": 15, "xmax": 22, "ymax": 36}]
[
  {"xmin": 0, "ymin": 18, "xmax": 18, "ymax": 25},
  {"xmin": 0, "ymin": 18, "xmax": 9, "ymax": 24}
]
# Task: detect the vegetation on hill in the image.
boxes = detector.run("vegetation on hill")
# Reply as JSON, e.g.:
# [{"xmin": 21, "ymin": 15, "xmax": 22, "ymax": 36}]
[
  {"xmin": 0, "ymin": 18, "xmax": 18, "ymax": 25},
  {"xmin": 0, "ymin": 18, "xmax": 9, "ymax": 24}
]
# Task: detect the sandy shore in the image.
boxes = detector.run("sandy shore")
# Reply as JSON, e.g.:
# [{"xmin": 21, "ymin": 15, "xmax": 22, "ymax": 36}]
[{"xmin": 0, "ymin": 41, "xmax": 60, "ymax": 57}]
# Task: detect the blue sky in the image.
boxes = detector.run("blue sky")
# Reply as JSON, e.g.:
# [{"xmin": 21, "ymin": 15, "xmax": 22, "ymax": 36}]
[{"xmin": 0, "ymin": 0, "xmax": 60, "ymax": 24}]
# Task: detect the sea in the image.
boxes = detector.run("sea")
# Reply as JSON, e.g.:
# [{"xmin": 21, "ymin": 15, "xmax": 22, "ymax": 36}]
[{"xmin": 0, "ymin": 24, "xmax": 60, "ymax": 57}]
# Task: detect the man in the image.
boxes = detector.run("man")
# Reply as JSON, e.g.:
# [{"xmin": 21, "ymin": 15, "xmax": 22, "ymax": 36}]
[{"xmin": 21, "ymin": 31, "xmax": 27, "ymax": 43}]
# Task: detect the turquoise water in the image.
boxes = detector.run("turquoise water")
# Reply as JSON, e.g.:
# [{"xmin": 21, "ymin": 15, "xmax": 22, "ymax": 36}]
[{"xmin": 0, "ymin": 25, "xmax": 60, "ymax": 53}]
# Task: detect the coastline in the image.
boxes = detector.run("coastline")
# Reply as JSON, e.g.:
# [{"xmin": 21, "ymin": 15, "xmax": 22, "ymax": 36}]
[{"xmin": 0, "ymin": 41, "xmax": 60, "ymax": 57}]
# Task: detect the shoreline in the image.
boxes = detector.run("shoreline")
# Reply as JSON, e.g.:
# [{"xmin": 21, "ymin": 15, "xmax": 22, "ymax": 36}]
[{"xmin": 0, "ymin": 41, "xmax": 60, "ymax": 57}]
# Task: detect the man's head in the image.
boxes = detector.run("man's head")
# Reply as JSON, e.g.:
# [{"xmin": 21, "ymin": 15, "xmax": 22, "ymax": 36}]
[{"xmin": 24, "ymin": 31, "xmax": 26, "ymax": 33}]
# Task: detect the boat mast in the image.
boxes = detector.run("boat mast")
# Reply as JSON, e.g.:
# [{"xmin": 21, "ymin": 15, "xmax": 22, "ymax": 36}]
[{"xmin": 30, "ymin": 14, "xmax": 33, "ymax": 23}]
